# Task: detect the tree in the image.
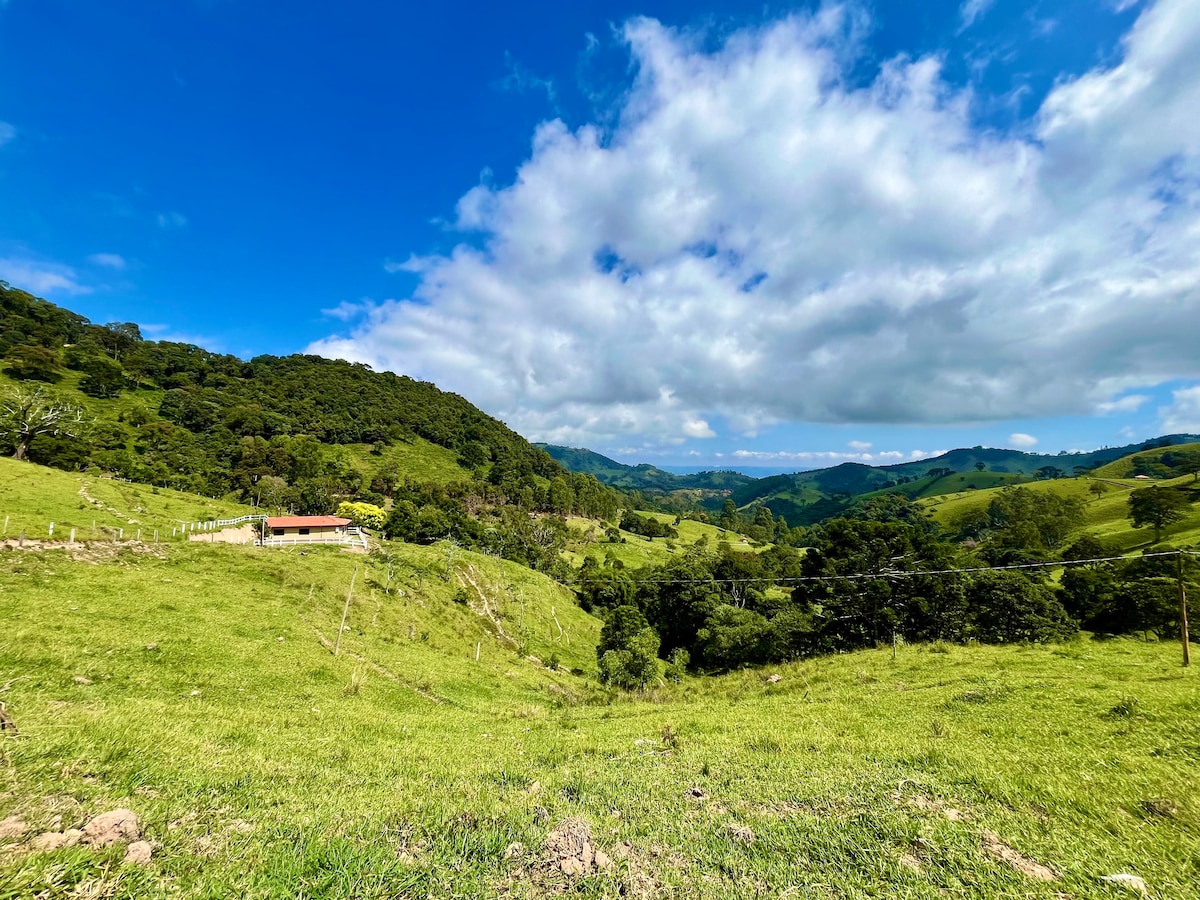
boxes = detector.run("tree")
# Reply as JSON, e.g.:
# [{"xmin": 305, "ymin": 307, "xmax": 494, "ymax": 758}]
[
  {"xmin": 718, "ymin": 498, "xmax": 741, "ymax": 532},
  {"xmin": 597, "ymin": 606, "xmax": 660, "ymax": 689},
  {"xmin": 1127, "ymin": 486, "xmax": 1191, "ymax": 542},
  {"xmin": 974, "ymin": 461, "xmax": 986, "ymax": 472},
  {"xmin": 4, "ymin": 345, "xmax": 62, "ymax": 382},
  {"xmin": 1171, "ymin": 449, "xmax": 1200, "ymax": 482},
  {"xmin": 965, "ymin": 571, "xmax": 1076, "ymax": 643},
  {"xmin": 79, "ymin": 354, "xmax": 125, "ymax": 398},
  {"xmin": 337, "ymin": 500, "xmax": 388, "ymax": 531},
  {"xmin": 0, "ymin": 386, "xmax": 85, "ymax": 461}
]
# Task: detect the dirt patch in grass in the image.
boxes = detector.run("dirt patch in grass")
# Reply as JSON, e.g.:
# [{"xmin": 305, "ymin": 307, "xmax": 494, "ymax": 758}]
[{"xmin": 981, "ymin": 831, "xmax": 1058, "ymax": 881}]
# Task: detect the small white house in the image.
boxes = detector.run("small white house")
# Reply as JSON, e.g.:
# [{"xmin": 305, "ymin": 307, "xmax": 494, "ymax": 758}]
[{"xmin": 263, "ymin": 515, "xmax": 352, "ymax": 544}]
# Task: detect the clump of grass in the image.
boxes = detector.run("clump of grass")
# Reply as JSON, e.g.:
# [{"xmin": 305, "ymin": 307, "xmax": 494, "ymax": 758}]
[
  {"xmin": 661, "ymin": 724, "xmax": 679, "ymax": 750},
  {"xmin": 343, "ymin": 668, "xmax": 364, "ymax": 697},
  {"xmin": 950, "ymin": 685, "xmax": 1013, "ymax": 705},
  {"xmin": 747, "ymin": 734, "xmax": 783, "ymax": 753},
  {"xmin": 1107, "ymin": 695, "xmax": 1141, "ymax": 718},
  {"xmin": 929, "ymin": 641, "xmax": 952, "ymax": 654}
]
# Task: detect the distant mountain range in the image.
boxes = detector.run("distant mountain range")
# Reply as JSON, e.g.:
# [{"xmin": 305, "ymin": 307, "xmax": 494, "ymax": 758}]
[{"xmin": 540, "ymin": 436, "xmax": 1200, "ymax": 525}]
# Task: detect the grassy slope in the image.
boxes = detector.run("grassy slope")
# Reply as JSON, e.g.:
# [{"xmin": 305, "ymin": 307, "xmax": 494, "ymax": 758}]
[
  {"xmin": 564, "ymin": 512, "xmax": 760, "ymax": 570},
  {"xmin": 0, "ymin": 456, "xmax": 252, "ymax": 538},
  {"xmin": 2, "ymin": 541, "xmax": 1198, "ymax": 897},
  {"xmin": 339, "ymin": 439, "xmax": 470, "ymax": 486},
  {"xmin": 1091, "ymin": 441, "xmax": 1200, "ymax": 478},
  {"xmin": 924, "ymin": 473, "xmax": 1200, "ymax": 552}
]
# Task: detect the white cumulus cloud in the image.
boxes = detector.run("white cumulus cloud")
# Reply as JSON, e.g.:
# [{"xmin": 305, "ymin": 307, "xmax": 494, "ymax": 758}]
[
  {"xmin": 1008, "ymin": 432, "xmax": 1039, "ymax": 448},
  {"xmin": 0, "ymin": 258, "xmax": 91, "ymax": 296},
  {"xmin": 1159, "ymin": 384, "xmax": 1200, "ymax": 432},
  {"xmin": 311, "ymin": 0, "xmax": 1200, "ymax": 448},
  {"xmin": 683, "ymin": 418, "xmax": 716, "ymax": 438}
]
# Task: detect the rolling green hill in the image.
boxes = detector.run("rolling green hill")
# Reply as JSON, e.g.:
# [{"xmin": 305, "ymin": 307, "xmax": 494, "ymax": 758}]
[
  {"xmin": 3, "ymin": 526, "xmax": 1198, "ymax": 896},
  {"xmin": 544, "ymin": 434, "xmax": 1200, "ymax": 527},
  {"xmin": 925, "ymin": 470, "xmax": 1200, "ymax": 554},
  {"xmin": 538, "ymin": 444, "xmax": 755, "ymax": 493}
]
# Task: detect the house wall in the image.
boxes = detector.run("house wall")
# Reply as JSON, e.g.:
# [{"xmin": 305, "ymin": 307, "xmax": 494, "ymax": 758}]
[{"xmin": 268, "ymin": 525, "xmax": 347, "ymax": 543}]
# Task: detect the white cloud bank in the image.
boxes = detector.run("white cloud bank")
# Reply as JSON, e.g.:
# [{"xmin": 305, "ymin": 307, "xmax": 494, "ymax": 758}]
[
  {"xmin": 1160, "ymin": 385, "xmax": 1200, "ymax": 432},
  {"xmin": 311, "ymin": 0, "xmax": 1200, "ymax": 447},
  {"xmin": 0, "ymin": 257, "xmax": 91, "ymax": 296},
  {"xmin": 1008, "ymin": 432, "xmax": 1039, "ymax": 448}
]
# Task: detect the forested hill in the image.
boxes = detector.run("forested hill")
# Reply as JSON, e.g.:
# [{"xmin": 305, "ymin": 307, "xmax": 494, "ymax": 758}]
[
  {"xmin": 0, "ymin": 283, "xmax": 622, "ymax": 526},
  {"xmin": 536, "ymin": 443, "xmax": 754, "ymax": 492},
  {"xmin": 547, "ymin": 434, "xmax": 1200, "ymax": 525}
]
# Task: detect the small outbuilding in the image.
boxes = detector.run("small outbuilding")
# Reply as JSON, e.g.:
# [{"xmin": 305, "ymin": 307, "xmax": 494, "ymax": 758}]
[{"xmin": 263, "ymin": 515, "xmax": 352, "ymax": 544}]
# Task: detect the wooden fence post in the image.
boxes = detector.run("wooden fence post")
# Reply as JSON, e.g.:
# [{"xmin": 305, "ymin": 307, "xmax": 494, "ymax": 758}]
[
  {"xmin": 1180, "ymin": 552, "xmax": 1191, "ymax": 668},
  {"xmin": 334, "ymin": 566, "xmax": 358, "ymax": 657}
]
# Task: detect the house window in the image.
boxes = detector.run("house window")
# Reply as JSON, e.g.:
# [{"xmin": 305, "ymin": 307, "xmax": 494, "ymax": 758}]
[
  {"xmin": 298, "ymin": 528, "xmax": 310, "ymax": 535},
  {"xmin": 272, "ymin": 528, "xmax": 284, "ymax": 536}
]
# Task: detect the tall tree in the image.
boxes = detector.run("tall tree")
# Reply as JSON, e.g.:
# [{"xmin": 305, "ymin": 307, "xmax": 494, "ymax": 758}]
[
  {"xmin": 1127, "ymin": 486, "xmax": 1192, "ymax": 542},
  {"xmin": 0, "ymin": 386, "xmax": 86, "ymax": 461}
]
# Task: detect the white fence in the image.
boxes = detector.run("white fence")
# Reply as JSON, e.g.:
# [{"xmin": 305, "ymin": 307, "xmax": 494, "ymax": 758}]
[{"xmin": 256, "ymin": 526, "xmax": 369, "ymax": 550}]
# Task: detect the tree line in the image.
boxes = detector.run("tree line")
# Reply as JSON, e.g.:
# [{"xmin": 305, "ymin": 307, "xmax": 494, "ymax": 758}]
[{"xmin": 586, "ymin": 491, "xmax": 1197, "ymax": 687}]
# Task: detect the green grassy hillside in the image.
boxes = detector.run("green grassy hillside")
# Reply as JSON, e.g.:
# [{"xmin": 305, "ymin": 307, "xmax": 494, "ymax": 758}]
[
  {"xmin": 0, "ymin": 455, "xmax": 253, "ymax": 539},
  {"xmin": 1092, "ymin": 441, "xmax": 1200, "ymax": 479},
  {"xmin": 3, "ymin": 535, "xmax": 1197, "ymax": 897},
  {"xmin": 925, "ymin": 473, "xmax": 1200, "ymax": 552},
  {"xmin": 563, "ymin": 511, "xmax": 762, "ymax": 570}
]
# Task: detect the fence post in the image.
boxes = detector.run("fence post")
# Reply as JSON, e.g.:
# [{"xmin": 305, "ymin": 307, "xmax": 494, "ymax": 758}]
[
  {"xmin": 334, "ymin": 566, "xmax": 359, "ymax": 657},
  {"xmin": 69, "ymin": 528, "xmax": 75, "ymax": 544},
  {"xmin": 1180, "ymin": 552, "xmax": 1191, "ymax": 668},
  {"xmin": 2, "ymin": 516, "xmax": 7, "ymax": 535},
  {"xmin": 49, "ymin": 522, "xmax": 54, "ymax": 538}
]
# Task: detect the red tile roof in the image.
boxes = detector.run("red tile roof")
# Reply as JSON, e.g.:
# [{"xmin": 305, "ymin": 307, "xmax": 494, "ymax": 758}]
[{"xmin": 265, "ymin": 516, "xmax": 351, "ymax": 528}]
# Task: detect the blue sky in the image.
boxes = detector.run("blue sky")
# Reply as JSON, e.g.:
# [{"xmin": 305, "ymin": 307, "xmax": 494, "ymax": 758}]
[{"xmin": 2, "ymin": 0, "xmax": 1199, "ymax": 471}]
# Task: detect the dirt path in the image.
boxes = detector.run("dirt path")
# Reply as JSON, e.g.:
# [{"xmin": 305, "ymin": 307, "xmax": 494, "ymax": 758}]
[
  {"xmin": 458, "ymin": 565, "xmax": 519, "ymax": 649},
  {"xmin": 77, "ymin": 481, "xmax": 141, "ymax": 526}
]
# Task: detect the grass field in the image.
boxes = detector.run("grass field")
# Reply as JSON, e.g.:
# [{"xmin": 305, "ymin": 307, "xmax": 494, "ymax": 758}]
[
  {"xmin": 339, "ymin": 440, "xmax": 472, "ymax": 487},
  {"xmin": 0, "ymin": 456, "xmax": 252, "ymax": 540},
  {"xmin": 3, "ymin": 535, "xmax": 1199, "ymax": 898},
  {"xmin": 924, "ymin": 473, "xmax": 1200, "ymax": 553},
  {"xmin": 564, "ymin": 513, "xmax": 760, "ymax": 570},
  {"xmin": 1092, "ymin": 442, "xmax": 1200, "ymax": 479}
]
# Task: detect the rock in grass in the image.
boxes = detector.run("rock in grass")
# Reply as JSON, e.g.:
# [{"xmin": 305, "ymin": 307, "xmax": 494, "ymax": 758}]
[
  {"xmin": 82, "ymin": 808, "xmax": 141, "ymax": 847},
  {"xmin": 543, "ymin": 817, "xmax": 611, "ymax": 876},
  {"xmin": 32, "ymin": 829, "xmax": 83, "ymax": 851},
  {"xmin": 0, "ymin": 816, "xmax": 27, "ymax": 841},
  {"xmin": 123, "ymin": 840, "xmax": 153, "ymax": 865},
  {"xmin": 1100, "ymin": 874, "xmax": 1148, "ymax": 895}
]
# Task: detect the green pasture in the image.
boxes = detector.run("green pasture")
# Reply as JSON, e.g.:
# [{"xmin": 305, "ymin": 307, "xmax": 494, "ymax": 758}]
[{"xmin": 3, "ymin": 538, "xmax": 1199, "ymax": 898}]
